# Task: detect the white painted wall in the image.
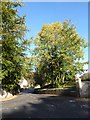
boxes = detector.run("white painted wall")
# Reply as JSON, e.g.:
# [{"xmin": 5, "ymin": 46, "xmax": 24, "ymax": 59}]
[{"xmin": 19, "ymin": 79, "xmax": 28, "ymax": 89}]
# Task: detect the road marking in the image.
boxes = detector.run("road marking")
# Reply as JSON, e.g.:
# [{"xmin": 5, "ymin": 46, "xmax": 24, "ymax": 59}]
[
  {"xmin": 69, "ymin": 100, "xmax": 76, "ymax": 103},
  {"xmin": 0, "ymin": 95, "xmax": 17, "ymax": 102},
  {"xmin": 14, "ymin": 107, "xmax": 18, "ymax": 109}
]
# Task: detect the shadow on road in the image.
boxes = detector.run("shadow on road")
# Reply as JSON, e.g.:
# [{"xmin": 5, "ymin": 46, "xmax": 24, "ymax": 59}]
[
  {"xmin": 2, "ymin": 94, "xmax": 90, "ymax": 119},
  {"xmin": 20, "ymin": 88, "xmax": 35, "ymax": 94}
]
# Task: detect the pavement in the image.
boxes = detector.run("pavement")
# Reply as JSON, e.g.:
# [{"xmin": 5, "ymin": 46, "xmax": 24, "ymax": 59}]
[{"xmin": 1, "ymin": 88, "xmax": 90, "ymax": 118}]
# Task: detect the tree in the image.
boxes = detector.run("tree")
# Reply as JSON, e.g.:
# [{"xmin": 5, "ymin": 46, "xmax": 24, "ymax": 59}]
[
  {"xmin": 23, "ymin": 57, "xmax": 36, "ymax": 87},
  {"xmin": 0, "ymin": 1, "xmax": 30, "ymax": 92},
  {"xmin": 33, "ymin": 20, "xmax": 88, "ymax": 87}
]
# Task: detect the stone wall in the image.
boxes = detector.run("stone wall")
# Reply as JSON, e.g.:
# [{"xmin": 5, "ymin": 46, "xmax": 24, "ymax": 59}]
[
  {"xmin": 34, "ymin": 87, "xmax": 77, "ymax": 97},
  {"xmin": 75, "ymin": 74, "xmax": 90, "ymax": 98},
  {"xmin": 0, "ymin": 88, "xmax": 13, "ymax": 99},
  {"xmin": 80, "ymin": 81, "xmax": 90, "ymax": 98}
]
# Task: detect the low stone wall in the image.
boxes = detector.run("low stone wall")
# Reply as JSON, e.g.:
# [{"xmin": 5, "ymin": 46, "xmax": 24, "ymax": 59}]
[
  {"xmin": 34, "ymin": 87, "xmax": 77, "ymax": 97},
  {"xmin": 75, "ymin": 74, "xmax": 90, "ymax": 98},
  {"xmin": 0, "ymin": 89, "xmax": 13, "ymax": 99},
  {"xmin": 79, "ymin": 81, "xmax": 90, "ymax": 98}
]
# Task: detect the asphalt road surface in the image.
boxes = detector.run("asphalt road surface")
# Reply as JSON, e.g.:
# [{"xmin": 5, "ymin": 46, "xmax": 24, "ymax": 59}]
[{"xmin": 1, "ymin": 89, "xmax": 90, "ymax": 118}]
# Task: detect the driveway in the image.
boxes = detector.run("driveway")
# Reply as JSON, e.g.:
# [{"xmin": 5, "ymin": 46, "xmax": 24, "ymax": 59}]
[{"xmin": 1, "ymin": 89, "xmax": 90, "ymax": 118}]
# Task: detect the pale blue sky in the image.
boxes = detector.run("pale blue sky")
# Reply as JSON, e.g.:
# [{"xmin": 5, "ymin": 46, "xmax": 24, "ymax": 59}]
[
  {"xmin": 22, "ymin": 0, "xmax": 89, "ymax": 2},
  {"xmin": 18, "ymin": 2, "xmax": 88, "ymax": 69}
]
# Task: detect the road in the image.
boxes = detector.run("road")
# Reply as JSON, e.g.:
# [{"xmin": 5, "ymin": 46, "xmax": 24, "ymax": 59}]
[{"xmin": 1, "ymin": 89, "xmax": 90, "ymax": 118}]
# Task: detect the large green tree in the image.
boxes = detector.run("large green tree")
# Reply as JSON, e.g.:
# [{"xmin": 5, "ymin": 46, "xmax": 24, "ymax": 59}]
[
  {"xmin": 0, "ymin": 1, "xmax": 30, "ymax": 92},
  {"xmin": 33, "ymin": 20, "xmax": 88, "ymax": 87}
]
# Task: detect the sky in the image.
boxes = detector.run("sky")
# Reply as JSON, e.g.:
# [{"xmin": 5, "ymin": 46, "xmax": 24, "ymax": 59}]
[
  {"xmin": 18, "ymin": 2, "xmax": 88, "ymax": 70},
  {"xmin": 12, "ymin": 0, "xmax": 89, "ymax": 2}
]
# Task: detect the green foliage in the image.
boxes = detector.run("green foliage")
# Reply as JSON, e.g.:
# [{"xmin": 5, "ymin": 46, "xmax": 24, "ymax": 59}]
[
  {"xmin": 22, "ymin": 57, "xmax": 36, "ymax": 87},
  {"xmin": 33, "ymin": 71, "xmax": 46, "ymax": 88},
  {"xmin": 33, "ymin": 20, "xmax": 88, "ymax": 88},
  {"xmin": 0, "ymin": 1, "xmax": 30, "ymax": 92}
]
